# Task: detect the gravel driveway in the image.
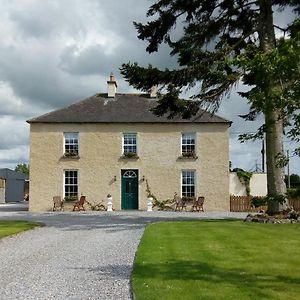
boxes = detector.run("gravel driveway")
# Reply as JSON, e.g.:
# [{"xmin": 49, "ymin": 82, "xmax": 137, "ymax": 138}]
[{"xmin": 0, "ymin": 207, "xmax": 246, "ymax": 300}]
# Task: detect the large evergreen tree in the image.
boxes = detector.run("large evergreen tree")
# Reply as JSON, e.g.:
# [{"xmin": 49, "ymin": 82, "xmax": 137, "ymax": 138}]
[{"xmin": 121, "ymin": 0, "xmax": 300, "ymax": 213}]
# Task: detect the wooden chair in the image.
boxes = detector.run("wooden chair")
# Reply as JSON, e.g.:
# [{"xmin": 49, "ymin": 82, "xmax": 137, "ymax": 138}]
[
  {"xmin": 174, "ymin": 194, "xmax": 187, "ymax": 212},
  {"xmin": 192, "ymin": 196, "xmax": 205, "ymax": 212},
  {"xmin": 73, "ymin": 195, "xmax": 86, "ymax": 211},
  {"xmin": 53, "ymin": 196, "xmax": 64, "ymax": 211}
]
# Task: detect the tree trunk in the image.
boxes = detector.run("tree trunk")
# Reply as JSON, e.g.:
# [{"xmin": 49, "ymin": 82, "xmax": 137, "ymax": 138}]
[
  {"xmin": 265, "ymin": 110, "xmax": 287, "ymax": 213},
  {"xmin": 258, "ymin": 0, "xmax": 287, "ymax": 214}
]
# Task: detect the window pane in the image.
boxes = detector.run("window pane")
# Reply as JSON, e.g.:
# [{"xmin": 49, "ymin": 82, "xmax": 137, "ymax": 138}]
[
  {"xmin": 64, "ymin": 132, "xmax": 79, "ymax": 155},
  {"xmin": 123, "ymin": 133, "xmax": 137, "ymax": 154},
  {"xmin": 182, "ymin": 133, "xmax": 195, "ymax": 154},
  {"xmin": 182, "ymin": 170, "xmax": 195, "ymax": 198},
  {"xmin": 64, "ymin": 170, "xmax": 78, "ymax": 198}
]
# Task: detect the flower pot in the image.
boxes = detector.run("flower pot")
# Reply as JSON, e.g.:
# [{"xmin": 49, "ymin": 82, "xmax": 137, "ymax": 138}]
[
  {"xmin": 147, "ymin": 197, "xmax": 153, "ymax": 212},
  {"xmin": 107, "ymin": 197, "xmax": 113, "ymax": 211}
]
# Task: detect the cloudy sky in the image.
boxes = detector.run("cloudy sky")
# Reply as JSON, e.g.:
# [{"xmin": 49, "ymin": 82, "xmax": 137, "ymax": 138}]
[{"xmin": 0, "ymin": 0, "xmax": 299, "ymax": 174}]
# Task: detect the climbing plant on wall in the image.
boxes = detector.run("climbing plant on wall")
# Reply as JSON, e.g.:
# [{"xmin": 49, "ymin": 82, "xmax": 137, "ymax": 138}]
[{"xmin": 233, "ymin": 168, "xmax": 253, "ymax": 196}]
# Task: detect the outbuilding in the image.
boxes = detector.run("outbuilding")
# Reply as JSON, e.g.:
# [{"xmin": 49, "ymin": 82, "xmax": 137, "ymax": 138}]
[{"xmin": 0, "ymin": 168, "xmax": 28, "ymax": 203}]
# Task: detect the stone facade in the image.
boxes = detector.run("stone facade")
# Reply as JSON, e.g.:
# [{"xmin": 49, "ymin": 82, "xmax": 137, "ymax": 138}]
[{"xmin": 29, "ymin": 122, "xmax": 230, "ymax": 211}]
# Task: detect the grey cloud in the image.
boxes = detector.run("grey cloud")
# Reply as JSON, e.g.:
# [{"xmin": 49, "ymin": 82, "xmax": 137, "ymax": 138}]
[
  {"xmin": 10, "ymin": 9, "xmax": 56, "ymax": 39},
  {"xmin": 0, "ymin": 45, "xmax": 96, "ymax": 111},
  {"xmin": 8, "ymin": 0, "xmax": 83, "ymax": 39},
  {"xmin": 0, "ymin": 145, "xmax": 29, "ymax": 168},
  {"xmin": 59, "ymin": 41, "xmax": 177, "ymax": 80},
  {"xmin": 60, "ymin": 44, "xmax": 106, "ymax": 76},
  {"xmin": 0, "ymin": 117, "xmax": 29, "ymax": 149}
]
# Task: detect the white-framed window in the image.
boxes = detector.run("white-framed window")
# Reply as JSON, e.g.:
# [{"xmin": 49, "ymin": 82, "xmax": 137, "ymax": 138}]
[
  {"xmin": 64, "ymin": 170, "xmax": 78, "ymax": 198},
  {"xmin": 181, "ymin": 170, "xmax": 196, "ymax": 198},
  {"xmin": 64, "ymin": 132, "xmax": 79, "ymax": 155},
  {"xmin": 123, "ymin": 133, "xmax": 137, "ymax": 154},
  {"xmin": 181, "ymin": 133, "xmax": 195, "ymax": 154}
]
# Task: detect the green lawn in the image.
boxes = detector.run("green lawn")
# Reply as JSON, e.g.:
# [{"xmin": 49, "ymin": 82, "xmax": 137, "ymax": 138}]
[
  {"xmin": 0, "ymin": 220, "xmax": 41, "ymax": 239},
  {"xmin": 132, "ymin": 220, "xmax": 300, "ymax": 300}
]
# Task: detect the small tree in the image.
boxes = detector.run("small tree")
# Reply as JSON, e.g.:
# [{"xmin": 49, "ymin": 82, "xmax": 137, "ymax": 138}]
[
  {"xmin": 285, "ymin": 173, "xmax": 300, "ymax": 188},
  {"xmin": 15, "ymin": 163, "xmax": 29, "ymax": 176}
]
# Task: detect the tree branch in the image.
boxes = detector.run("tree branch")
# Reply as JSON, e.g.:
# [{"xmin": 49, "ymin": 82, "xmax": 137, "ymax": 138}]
[{"xmin": 273, "ymin": 24, "xmax": 287, "ymax": 32}]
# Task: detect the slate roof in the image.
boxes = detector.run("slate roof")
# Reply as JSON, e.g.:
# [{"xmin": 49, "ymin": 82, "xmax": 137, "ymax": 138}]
[
  {"xmin": 27, "ymin": 93, "xmax": 230, "ymax": 124},
  {"xmin": 0, "ymin": 168, "xmax": 28, "ymax": 180}
]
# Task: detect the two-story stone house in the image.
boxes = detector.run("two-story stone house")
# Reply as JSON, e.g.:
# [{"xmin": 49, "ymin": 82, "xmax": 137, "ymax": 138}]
[{"xmin": 27, "ymin": 75, "xmax": 231, "ymax": 211}]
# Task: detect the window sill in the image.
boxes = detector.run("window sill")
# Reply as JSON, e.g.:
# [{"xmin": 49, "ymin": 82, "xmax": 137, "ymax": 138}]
[
  {"xmin": 178, "ymin": 155, "xmax": 198, "ymax": 160},
  {"xmin": 120, "ymin": 155, "xmax": 139, "ymax": 159}
]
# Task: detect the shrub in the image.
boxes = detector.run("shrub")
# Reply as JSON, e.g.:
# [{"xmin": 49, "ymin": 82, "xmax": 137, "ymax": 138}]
[
  {"xmin": 64, "ymin": 151, "xmax": 78, "ymax": 157},
  {"xmin": 287, "ymin": 188, "xmax": 300, "ymax": 198},
  {"xmin": 182, "ymin": 196, "xmax": 196, "ymax": 203},
  {"xmin": 64, "ymin": 195, "xmax": 78, "ymax": 202},
  {"xmin": 251, "ymin": 197, "xmax": 267, "ymax": 208},
  {"xmin": 182, "ymin": 151, "xmax": 196, "ymax": 158},
  {"xmin": 289, "ymin": 210, "xmax": 299, "ymax": 220},
  {"xmin": 123, "ymin": 151, "xmax": 137, "ymax": 158}
]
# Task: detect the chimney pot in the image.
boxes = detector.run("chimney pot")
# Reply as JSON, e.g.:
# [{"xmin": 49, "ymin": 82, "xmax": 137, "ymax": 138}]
[
  {"xmin": 107, "ymin": 73, "xmax": 117, "ymax": 98},
  {"xmin": 110, "ymin": 74, "xmax": 116, "ymax": 82}
]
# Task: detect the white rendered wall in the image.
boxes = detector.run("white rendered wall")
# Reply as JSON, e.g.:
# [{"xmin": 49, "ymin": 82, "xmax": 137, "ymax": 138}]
[{"xmin": 230, "ymin": 172, "xmax": 267, "ymax": 196}]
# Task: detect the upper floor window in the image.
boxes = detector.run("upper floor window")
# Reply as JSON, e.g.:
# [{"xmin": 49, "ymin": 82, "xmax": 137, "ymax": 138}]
[
  {"xmin": 181, "ymin": 133, "xmax": 195, "ymax": 155},
  {"xmin": 123, "ymin": 133, "xmax": 137, "ymax": 155},
  {"xmin": 64, "ymin": 132, "xmax": 79, "ymax": 156},
  {"xmin": 182, "ymin": 170, "xmax": 196, "ymax": 198}
]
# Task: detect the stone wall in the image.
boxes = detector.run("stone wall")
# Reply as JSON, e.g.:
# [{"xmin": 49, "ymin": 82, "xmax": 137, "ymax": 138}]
[{"xmin": 29, "ymin": 122, "xmax": 230, "ymax": 211}]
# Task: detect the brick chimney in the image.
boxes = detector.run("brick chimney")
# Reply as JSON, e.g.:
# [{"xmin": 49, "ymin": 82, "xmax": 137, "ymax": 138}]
[
  {"xmin": 107, "ymin": 73, "xmax": 117, "ymax": 98},
  {"xmin": 149, "ymin": 85, "xmax": 157, "ymax": 98}
]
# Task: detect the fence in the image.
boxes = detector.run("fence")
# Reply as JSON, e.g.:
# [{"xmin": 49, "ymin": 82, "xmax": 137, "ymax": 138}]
[
  {"xmin": 230, "ymin": 196, "xmax": 267, "ymax": 212},
  {"xmin": 289, "ymin": 198, "xmax": 300, "ymax": 211},
  {"xmin": 0, "ymin": 179, "xmax": 5, "ymax": 188},
  {"xmin": 230, "ymin": 195, "xmax": 300, "ymax": 212}
]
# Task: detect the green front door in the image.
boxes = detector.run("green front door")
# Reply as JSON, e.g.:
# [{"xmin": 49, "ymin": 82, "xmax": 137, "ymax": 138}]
[{"xmin": 121, "ymin": 169, "xmax": 138, "ymax": 210}]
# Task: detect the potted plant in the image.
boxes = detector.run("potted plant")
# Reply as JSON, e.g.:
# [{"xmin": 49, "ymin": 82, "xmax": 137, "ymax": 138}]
[
  {"xmin": 63, "ymin": 151, "xmax": 79, "ymax": 158},
  {"xmin": 123, "ymin": 151, "xmax": 137, "ymax": 158},
  {"xmin": 182, "ymin": 151, "xmax": 196, "ymax": 158},
  {"xmin": 64, "ymin": 195, "xmax": 78, "ymax": 202}
]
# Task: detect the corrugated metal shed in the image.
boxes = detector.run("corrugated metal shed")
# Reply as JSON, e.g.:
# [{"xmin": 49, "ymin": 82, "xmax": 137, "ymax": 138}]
[{"xmin": 0, "ymin": 169, "xmax": 28, "ymax": 203}]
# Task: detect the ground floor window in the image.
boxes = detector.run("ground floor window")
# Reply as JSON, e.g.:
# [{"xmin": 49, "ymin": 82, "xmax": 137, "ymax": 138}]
[
  {"xmin": 181, "ymin": 170, "xmax": 195, "ymax": 198},
  {"xmin": 64, "ymin": 170, "xmax": 78, "ymax": 198}
]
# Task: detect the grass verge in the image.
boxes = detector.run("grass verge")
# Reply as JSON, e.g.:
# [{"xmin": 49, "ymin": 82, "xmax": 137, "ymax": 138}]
[
  {"xmin": 132, "ymin": 220, "xmax": 300, "ymax": 300},
  {"xmin": 0, "ymin": 220, "xmax": 41, "ymax": 239}
]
